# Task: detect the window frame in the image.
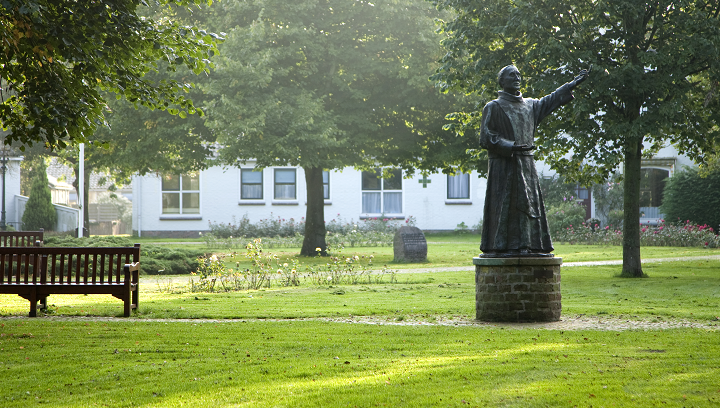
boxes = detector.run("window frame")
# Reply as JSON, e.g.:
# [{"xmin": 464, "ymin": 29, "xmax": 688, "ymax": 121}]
[
  {"xmin": 273, "ymin": 168, "xmax": 297, "ymax": 200},
  {"xmin": 446, "ymin": 173, "xmax": 470, "ymax": 200},
  {"xmin": 323, "ymin": 170, "xmax": 330, "ymax": 200},
  {"xmin": 160, "ymin": 172, "xmax": 201, "ymax": 217},
  {"xmin": 361, "ymin": 168, "xmax": 403, "ymax": 215},
  {"xmin": 240, "ymin": 168, "xmax": 264, "ymax": 200}
]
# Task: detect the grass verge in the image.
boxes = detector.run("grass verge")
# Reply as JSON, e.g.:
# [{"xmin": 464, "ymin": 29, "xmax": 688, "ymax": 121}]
[
  {"xmin": 0, "ymin": 320, "xmax": 718, "ymax": 407},
  {"xmin": 2, "ymin": 260, "xmax": 719, "ymax": 321}
]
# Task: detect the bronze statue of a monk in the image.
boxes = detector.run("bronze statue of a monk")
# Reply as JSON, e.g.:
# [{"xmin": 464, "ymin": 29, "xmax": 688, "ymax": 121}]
[{"xmin": 480, "ymin": 65, "xmax": 589, "ymax": 257}]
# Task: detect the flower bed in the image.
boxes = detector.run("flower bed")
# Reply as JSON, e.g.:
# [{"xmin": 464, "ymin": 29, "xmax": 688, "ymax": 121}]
[
  {"xmin": 553, "ymin": 219, "xmax": 719, "ymax": 248},
  {"xmin": 190, "ymin": 239, "xmax": 397, "ymax": 292}
]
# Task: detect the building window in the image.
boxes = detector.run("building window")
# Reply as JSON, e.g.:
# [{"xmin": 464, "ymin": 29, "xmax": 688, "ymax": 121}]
[
  {"xmin": 274, "ymin": 169, "xmax": 296, "ymax": 200},
  {"xmin": 162, "ymin": 173, "xmax": 200, "ymax": 214},
  {"xmin": 362, "ymin": 168, "xmax": 402, "ymax": 214},
  {"xmin": 640, "ymin": 168, "xmax": 670, "ymax": 218},
  {"xmin": 447, "ymin": 173, "xmax": 470, "ymax": 199},
  {"xmin": 323, "ymin": 170, "xmax": 330, "ymax": 200},
  {"xmin": 575, "ymin": 184, "xmax": 589, "ymax": 200},
  {"xmin": 241, "ymin": 169, "xmax": 263, "ymax": 199}
]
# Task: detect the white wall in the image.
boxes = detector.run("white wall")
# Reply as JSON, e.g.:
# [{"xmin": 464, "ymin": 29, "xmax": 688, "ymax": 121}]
[
  {"xmin": 2, "ymin": 158, "xmax": 22, "ymax": 229},
  {"xmin": 133, "ymin": 165, "xmax": 488, "ymax": 236}
]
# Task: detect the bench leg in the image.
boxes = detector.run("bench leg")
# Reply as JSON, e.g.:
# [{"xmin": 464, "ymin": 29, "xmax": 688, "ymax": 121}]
[
  {"xmin": 123, "ymin": 281, "xmax": 131, "ymax": 317},
  {"xmin": 29, "ymin": 288, "xmax": 37, "ymax": 318},
  {"xmin": 39, "ymin": 295, "xmax": 48, "ymax": 312},
  {"xmin": 132, "ymin": 269, "xmax": 139, "ymax": 311}
]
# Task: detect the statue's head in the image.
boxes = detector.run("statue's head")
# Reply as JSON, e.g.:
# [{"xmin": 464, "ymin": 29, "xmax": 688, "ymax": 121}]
[{"xmin": 498, "ymin": 65, "xmax": 521, "ymax": 95}]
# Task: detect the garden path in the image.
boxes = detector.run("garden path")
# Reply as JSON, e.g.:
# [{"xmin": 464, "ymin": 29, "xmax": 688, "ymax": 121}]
[{"xmin": 6, "ymin": 315, "xmax": 717, "ymax": 331}]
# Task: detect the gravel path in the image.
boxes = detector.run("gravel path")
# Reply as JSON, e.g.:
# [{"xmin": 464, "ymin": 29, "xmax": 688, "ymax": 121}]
[{"xmin": 3, "ymin": 314, "xmax": 717, "ymax": 331}]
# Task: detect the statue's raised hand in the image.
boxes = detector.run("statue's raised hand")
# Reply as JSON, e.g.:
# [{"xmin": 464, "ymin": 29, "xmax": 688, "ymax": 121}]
[{"xmin": 571, "ymin": 66, "xmax": 591, "ymax": 88}]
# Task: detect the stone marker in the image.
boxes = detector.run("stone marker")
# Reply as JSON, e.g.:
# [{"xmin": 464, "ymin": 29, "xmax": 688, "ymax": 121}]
[{"xmin": 393, "ymin": 226, "xmax": 427, "ymax": 262}]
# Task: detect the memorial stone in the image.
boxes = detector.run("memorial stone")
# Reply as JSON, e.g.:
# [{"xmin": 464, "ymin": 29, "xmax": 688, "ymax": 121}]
[{"xmin": 393, "ymin": 226, "xmax": 427, "ymax": 262}]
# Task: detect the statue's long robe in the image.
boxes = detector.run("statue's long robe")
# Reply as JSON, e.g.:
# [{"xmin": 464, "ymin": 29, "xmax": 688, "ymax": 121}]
[{"xmin": 479, "ymin": 84, "xmax": 574, "ymax": 254}]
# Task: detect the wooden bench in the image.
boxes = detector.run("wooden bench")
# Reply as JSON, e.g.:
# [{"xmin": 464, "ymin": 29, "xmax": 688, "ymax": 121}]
[
  {"xmin": 0, "ymin": 229, "xmax": 44, "ymax": 247},
  {"xmin": 0, "ymin": 244, "xmax": 140, "ymax": 317}
]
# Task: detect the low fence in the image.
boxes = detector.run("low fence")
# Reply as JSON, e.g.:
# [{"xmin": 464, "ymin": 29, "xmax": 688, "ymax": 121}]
[{"xmin": 14, "ymin": 195, "xmax": 80, "ymax": 233}]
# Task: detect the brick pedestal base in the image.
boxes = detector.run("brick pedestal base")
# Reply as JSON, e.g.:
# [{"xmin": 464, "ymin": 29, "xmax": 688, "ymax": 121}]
[{"xmin": 474, "ymin": 257, "xmax": 562, "ymax": 322}]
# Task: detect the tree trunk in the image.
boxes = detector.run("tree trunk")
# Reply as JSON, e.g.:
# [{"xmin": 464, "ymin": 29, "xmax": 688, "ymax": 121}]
[
  {"xmin": 621, "ymin": 138, "xmax": 644, "ymax": 277},
  {"xmin": 300, "ymin": 167, "xmax": 327, "ymax": 256}
]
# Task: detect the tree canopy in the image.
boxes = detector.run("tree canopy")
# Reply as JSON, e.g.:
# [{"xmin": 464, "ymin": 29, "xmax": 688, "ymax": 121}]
[
  {"xmin": 205, "ymin": 0, "xmax": 471, "ymax": 255},
  {"xmin": 432, "ymin": 0, "xmax": 720, "ymax": 276},
  {"xmin": 0, "ymin": 0, "xmax": 221, "ymax": 149}
]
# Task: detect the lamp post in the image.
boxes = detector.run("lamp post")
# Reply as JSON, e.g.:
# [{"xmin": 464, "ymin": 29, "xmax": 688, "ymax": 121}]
[{"xmin": 0, "ymin": 145, "xmax": 8, "ymax": 231}]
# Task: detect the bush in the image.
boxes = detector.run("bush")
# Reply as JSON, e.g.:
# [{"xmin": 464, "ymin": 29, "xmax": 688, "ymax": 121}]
[
  {"xmin": 22, "ymin": 159, "xmax": 57, "ymax": 231},
  {"xmin": 187, "ymin": 239, "xmax": 398, "ymax": 293},
  {"xmin": 592, "ymin": 174, "xmax": 624, "ymax": 227},
  {"xmin": 661, "ymin": 167, "xmax": 720, "ymax": 232},
  {"xmin": 43, "ymin": 235, "xmax": 208, "ymax": 275},
  {"xmin": 552, "ymin": 219, "xmax": 719, "ymax": 247},
  {"xmin": 205, "ymin": 213, "xmax": 416, "ymax": 248},
  {"xmin": 547, "ymin": 199, "xmax": 587, "ymax": 238},
  {"xmin": 538, "ymin": 173, "xmax": 577, "ymax": 208}
]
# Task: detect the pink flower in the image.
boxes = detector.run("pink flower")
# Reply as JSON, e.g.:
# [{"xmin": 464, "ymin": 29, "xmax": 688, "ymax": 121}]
[
  {"xmin": 605, "ymin": 226, "xmax": 610, "ymax": 230},
  {"xmin": 659, "ymin": 226, "xmax": 663, "ymax": 230},
  {"xmin": 642, "ymin": 228, "xmax": 647, "ymax": 232}
]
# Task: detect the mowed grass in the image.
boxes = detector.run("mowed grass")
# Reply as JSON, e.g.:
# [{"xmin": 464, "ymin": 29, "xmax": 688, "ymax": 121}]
[
  {"xmin": 1, "ymin": 261, "xmax": 719, "ymax": 321},
  {"xmin": 206, "ymin": 242, "xmax": 720, "ymax": 271},
  {"xmin": 1, "ymin": 320, "xmax": 718, "ymax": 407},
  {"xmin": 1, "ymin": 240, "xmax": 719, "ymax": 407}
]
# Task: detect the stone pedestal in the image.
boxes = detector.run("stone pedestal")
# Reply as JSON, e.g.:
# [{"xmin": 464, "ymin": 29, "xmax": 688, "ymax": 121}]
[{"xmin": 474, "ymin": 257, "xmax": 562, "ymax": 322}]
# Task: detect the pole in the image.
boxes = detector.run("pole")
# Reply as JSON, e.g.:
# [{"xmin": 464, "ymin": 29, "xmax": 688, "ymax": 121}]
[
  {"xmin": 78, "ymin": 143, "xmax": 84, "ymax": 237},
  {"xmin": 0, "ymin": 147, "xmax": 7, "ymax": 231}
]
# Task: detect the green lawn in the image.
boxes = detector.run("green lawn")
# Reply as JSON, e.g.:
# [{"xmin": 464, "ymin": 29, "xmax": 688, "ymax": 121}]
[
  {"xmin": 200, "ymin": 242, "xmax": 720, "ymax": 272},
  {"xmin": 1, "ymin": 239, "xmax": 719, "ymax": 407},
  {"xmin": 1, "ymin": 320, "xmax": 718, "ymax": 407}
]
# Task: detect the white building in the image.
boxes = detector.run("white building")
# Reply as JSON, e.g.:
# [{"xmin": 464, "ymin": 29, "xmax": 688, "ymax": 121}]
[
  {"xmin": 535, "ymin": 144, "xmax": 696, "ymax": 225},
  {"xmin": 131, "ymin": 143, "xmax": 697, "ymax": 237},
  {"xmin": 0, "ymin": 155, "xmax": 23, "ymax": 230},
  {"xmin": 132, "ymin": 163, "xmax": 487, "ymax": 237}
]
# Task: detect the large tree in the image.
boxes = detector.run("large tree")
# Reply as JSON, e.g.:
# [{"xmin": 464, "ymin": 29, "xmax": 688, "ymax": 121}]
[
  {"xmin": 205, "ymin": 0, "xmax": 474, "ymax": 256},
  {"xmin": 20, "ymin": 69, "xmax": 215, "ymax": 233},
  {"xmin": 0, "ymin": 0, "xmax": 221, "ymax": 149},
  {"xmin": 432, "ymin": 0, "xmax": 720, "ymax": 277}
]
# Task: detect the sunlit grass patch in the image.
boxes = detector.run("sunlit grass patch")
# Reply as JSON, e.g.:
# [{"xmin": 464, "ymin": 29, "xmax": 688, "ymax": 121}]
[{"xmin": 0, "ymin": 321, "xmax": 717, "ymax": 407}]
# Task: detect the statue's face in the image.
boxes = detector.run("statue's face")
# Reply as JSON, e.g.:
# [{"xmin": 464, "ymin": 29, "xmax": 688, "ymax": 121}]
[{"xmin": 500, "ymin": 67, "xmax": 522, "ymax": 94}]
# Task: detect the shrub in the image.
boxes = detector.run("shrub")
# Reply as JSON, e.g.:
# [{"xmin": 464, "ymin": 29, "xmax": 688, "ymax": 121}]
[
  {"xmin": 552, "ymin": 219, "xmax": 719, "ymax": 247},
  {"xmin": 538, "ymin": 173, "xmax": 577, "ymax": 208},
  {"xmin": 43, "ymin": 235, "xmax": 207, "ymax": 275},
  {"xmin": 661, "ymin": 167, "xmax": 720, "ymax": 232},
  {"xmin": 547, "ymin": 199, "xmax": 587, "ymax": 238},
  {"xmin": 188, "ymin": 239, "xmax": 397, "ymax": 293},
  {"xmin": 22, "ymin": 159, "xmax": 57, "ymax": 231},
  {"xmin": 205, "ymin": 213, "xmax": 415, "ymax": 248},
  {"xmin": 591, "ymin": 174, "xmax": 624, "ymax": 227}
]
